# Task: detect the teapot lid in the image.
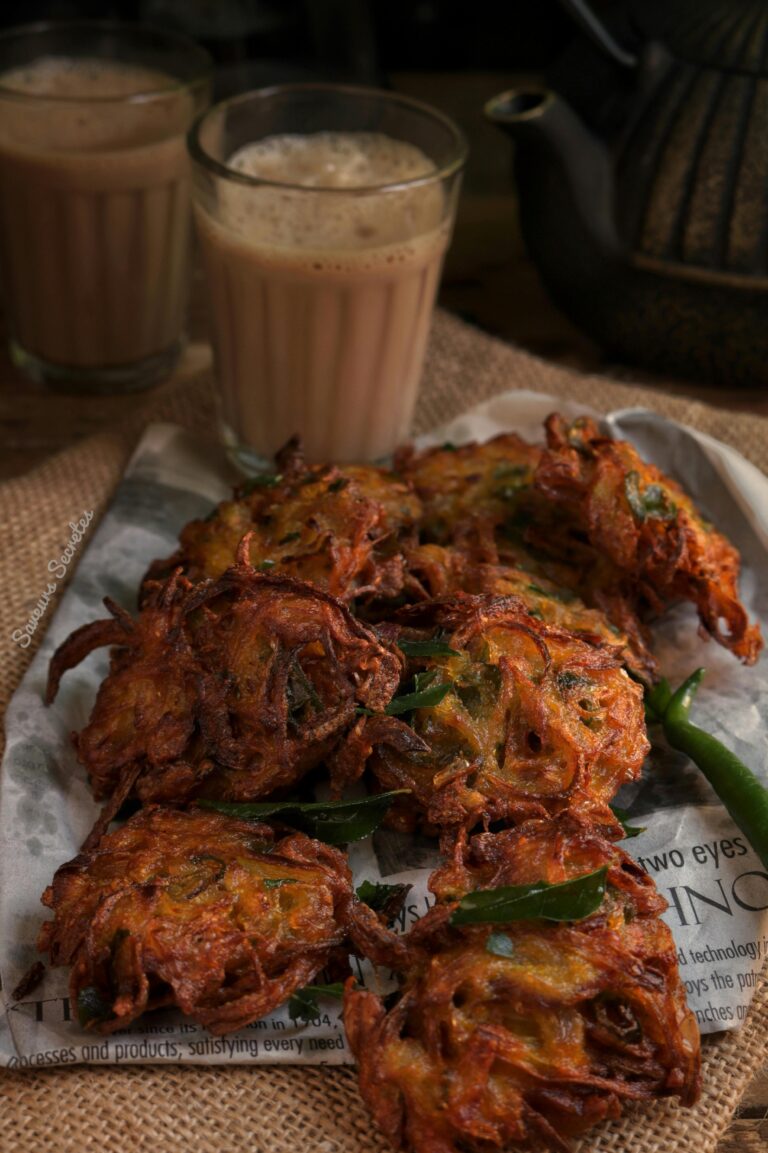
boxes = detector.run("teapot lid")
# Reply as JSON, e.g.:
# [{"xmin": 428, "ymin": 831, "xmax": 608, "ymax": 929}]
[{"xmin": 630, "ymin": 0, "xmax": 768, "ymax": 74}]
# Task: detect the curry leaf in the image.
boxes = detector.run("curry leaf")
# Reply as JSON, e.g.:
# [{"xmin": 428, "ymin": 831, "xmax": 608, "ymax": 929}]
[
  {"xmin": 356, "ymin": 879, "xmax": 412, "ymax": 920},
  {"xmin": 385, "ymin": 682, "xmax": 452, "ymax": 715},
  {"xmin": 625, "ymin": 472, "xmax": 676, "ymax": 523},
  {"xmin": 288, "ymin": 983, "xmax": 345, "ymax": 1022},
  {"xmin": 77, "ymin": 986, "xmax": 113, "ymax": 1028},
  {"xmin": 199, "ymin": 791, "xmax": 409, "ymax": 845},
  {"xmin": 262, "ymin": 878, "xmax": 298, "ymax": 890},
  {"xmin": 610, "ymin": 806, "xmax": 646, "ymax": 839},
  {"xmin": 451, "ymin": 867, "xmax": 608, "ymax": 925},
  {"xmin": 239, "ymin": 473, "xmax": 282, "ymax": 494}
]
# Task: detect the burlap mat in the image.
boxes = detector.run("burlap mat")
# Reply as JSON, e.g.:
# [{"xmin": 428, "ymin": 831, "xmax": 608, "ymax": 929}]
[{"xmin": 1, "ymin": 310, "xmax": 766, "ymax": 1152}]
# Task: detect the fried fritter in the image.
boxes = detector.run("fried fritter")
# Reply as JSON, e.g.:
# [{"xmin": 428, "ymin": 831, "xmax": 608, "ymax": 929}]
[
  {"xmin": 37, "ymin": 806, "xmax": 357, "ymax": 1035},
  {"xmin": 534, "ymin": 414, "xmax": 762, "ymax": 665},
  {"xmin": 47, "ymin": 546, "xmax": 402, "ymax": 808},
  {"xmin": 143, "ymin": 438, "xmax": 421, "ymax": 606},
  {"xmin": 344, "ymin": 815, "xmax": 700, "ymax": 1153},
  {"xmin": 335, "ymin": 595, "xmax": 648, "ymax": 834},
  {"xmin": 394, "ymin": 434, "xmax": 540, "ymax": 544}
]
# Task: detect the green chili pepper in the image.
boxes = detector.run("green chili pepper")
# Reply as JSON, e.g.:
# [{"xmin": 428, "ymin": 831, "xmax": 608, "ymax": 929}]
[{"xmin": 647, "ymin": 668, "xmax": 768, "ymax": 871}]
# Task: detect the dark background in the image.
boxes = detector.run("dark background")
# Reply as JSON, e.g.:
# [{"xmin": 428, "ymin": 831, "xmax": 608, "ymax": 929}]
[{"xmin": 0, "ymin": 2, "xmax": 600, "ymax": 88}]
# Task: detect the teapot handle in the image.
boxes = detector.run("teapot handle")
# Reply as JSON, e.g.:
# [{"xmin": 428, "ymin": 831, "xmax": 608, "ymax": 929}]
[{"xmin": 558, "ymin": 0, "xmax": 638, "ymax": 68}]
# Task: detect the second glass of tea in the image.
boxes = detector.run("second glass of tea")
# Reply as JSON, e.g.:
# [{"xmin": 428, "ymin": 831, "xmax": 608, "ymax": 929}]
[{"xmin": 189, "ymin": 84, "xmax": 467, "ymax": 464}]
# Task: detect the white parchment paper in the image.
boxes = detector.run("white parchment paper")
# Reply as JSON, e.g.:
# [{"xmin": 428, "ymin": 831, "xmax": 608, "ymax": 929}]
[{"xmin": 2, "ymin": 390, "xmax": 767, "ymax": 1068}]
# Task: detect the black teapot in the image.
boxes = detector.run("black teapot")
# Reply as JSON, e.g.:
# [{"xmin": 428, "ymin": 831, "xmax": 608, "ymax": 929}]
[{"xmin": 487, "ymin": 0, "xmax": 768, "ymax": 387}]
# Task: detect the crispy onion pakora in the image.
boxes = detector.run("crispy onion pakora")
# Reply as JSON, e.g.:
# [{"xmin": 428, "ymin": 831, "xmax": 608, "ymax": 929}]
[
  {"xmin": 37, "ymin": 806, "xmax": 359, "ymax": 1035},
  {"xmin": 394, "ymin": 434, "xmax": 540, "ymax": 545},
  {"xmin": 534, "ymin": 414, "xmax": 762, "ymax": 665},
  {"xmin": 335, "ymin": 595, "xmax": 647, "ymax": 834},
  {"xmin": 47, "ymin": 546, "xmax": 401, "ymax": 808},
  {"xmin": 345, "ymin": 815, "xmax": 700, "ymax": 1153},
  {"xmin": 143, "ymin": 437, "xmax": 421, "ymax": 607}
]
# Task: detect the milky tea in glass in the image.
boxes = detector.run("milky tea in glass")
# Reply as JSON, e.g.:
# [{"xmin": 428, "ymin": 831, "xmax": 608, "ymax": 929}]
[
  {"xmin": 0, "ymin": 24, "xmax": 211, "ymax": 390},
  {"xmin": 190, "ymin": 86, "xmax": 466, "ymax": 462}
]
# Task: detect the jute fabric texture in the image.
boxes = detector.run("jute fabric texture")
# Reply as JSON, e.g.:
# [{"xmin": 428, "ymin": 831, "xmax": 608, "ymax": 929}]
[{"xmin": 1, "ymin": 309, "xmax": 766, "ymax": 1153}]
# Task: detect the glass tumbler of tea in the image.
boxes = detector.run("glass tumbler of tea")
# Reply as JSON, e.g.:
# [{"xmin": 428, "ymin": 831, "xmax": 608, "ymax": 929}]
[
  {"xmin": 0, "ymin": 22, "xmax": 212, "ymax": 392},
  {"xmin": 189, "ymin": 83, "xmax": 467, "ymax": 464}
]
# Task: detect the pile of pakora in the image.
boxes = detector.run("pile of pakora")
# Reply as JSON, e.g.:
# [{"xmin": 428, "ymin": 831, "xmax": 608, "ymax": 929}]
[{"xmin": 38, "ymin": 414, "xmax": 762, "ymax": 1152}]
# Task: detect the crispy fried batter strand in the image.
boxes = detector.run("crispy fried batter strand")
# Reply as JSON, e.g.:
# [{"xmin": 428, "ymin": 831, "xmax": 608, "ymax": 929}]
[
  {"xmin": 345, "ymin": 815, "xmax": 701, "ymax": 1153},
  {"xmin": 535, "ymin": 415, "xmax": 762, "ymax": 665},
  {"xmin": 340, "ymin": 595, "xmax": 647, "ymax": 833},
  {"xmin": 47, "ymin": 553, "xmax": 402, "ymax": 806},
  {"xmin": 38, "ymin": 807, "xmax": 357, "ymax": 1035}
]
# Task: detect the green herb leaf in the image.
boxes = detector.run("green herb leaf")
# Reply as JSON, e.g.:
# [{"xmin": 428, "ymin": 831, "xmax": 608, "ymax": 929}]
[
  {"xmin": 610, "ymin": 806, "xmax": 646, "ymax": 839},
  {"xmin": 385, "ymin": 682, "xmax": 452, "ymax": 715},
  {"xmin": 198, "ymin": 790, "xmax": 409, "ymax": 845},
  {"xmin": 398, "ymin": 638, "xmax": 459, "ymax": 659},
  {"xmin": 288, "ymin": 982, "xmax": 345, "ymax": 1022},
  {"xmin": 528, "ymin": 582, "xmax": 573, "ymax": 604},
  {"xmin": 278, "ymin": 531, "xmax": 302, "ymax": 545},
  {"xmin": 557, "ymin": 670, "xmax": 592, "ymax": 692},
  {"xmin": 485, "ymin": 931, "xmax": 516, "ymax": 958},
  {"xmin": 642, "ymin": 484, "xmax": 677, "ymax": 519},
  {"xmin": 263, "ymin": 878, "xmax": 298, "ymax": 890},
  {"xmin": 356, "ymin": 879, "xmax": 412, "ymax": 920},
  {"xmin": 240, "ymin": 473, "xmax": 282, "ymax": 494},
  {"xmin": 77, "ymin": 985, "xmax": 113, "ymax": 1028},
  {"xmin": 493, "ymin": 464, "xmax": 530, "ymax": 481},
  {"xmin": 258, "ymin": 559, "xmax": 276, "ymax": 571},
  {"xmin": 451, "ymin": 867, "xmax": 608, "ymax": 926},
  {"xmin": 624, "ymin": 472, "xmax": 676, "ymax": 523},
  {"xmin": 286, "ymin": 661, "xmax": 322, "ymax": 723}
]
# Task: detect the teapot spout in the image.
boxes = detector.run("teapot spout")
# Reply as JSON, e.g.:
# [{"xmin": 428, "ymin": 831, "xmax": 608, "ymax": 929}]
[{"xmin": 485, "ymin": 88, "xmax": 620, "ymax": 260}]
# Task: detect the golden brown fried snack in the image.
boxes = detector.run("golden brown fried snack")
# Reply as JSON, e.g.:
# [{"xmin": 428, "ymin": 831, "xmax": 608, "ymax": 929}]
[
  {"xmin": 142, "ymin": 437, "xmax": 421, "ymax": 605},
  {"xmin": 182, "ymin": 548, "xmax": 402, "ymax": 800},
  {"xmin": 345, "ymin": 815, "xmax": 700, "ymax": 1153},
  {"xmin": 47, "ymin": 546, "xmax": 402, "ymax": 808},
  {"xmin": 336, "ymin": 595, "xmax": 647, "ymax": 834},
  {"xmin": 535, "ymin": 414, "xmax": 762, "ymax": 665},
  {"xmin": 394, "ymin": 434, "xmax": 540, "ymax": 544},
  {"xmin": 38, "ymin": 806, "xmax": 357, "ymax": 1035}
]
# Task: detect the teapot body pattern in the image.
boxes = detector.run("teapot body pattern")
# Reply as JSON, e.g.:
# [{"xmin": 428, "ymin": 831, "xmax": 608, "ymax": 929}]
[{"xmin": 488, "ymin": 0, "xmax": 768, "ymax": 386}]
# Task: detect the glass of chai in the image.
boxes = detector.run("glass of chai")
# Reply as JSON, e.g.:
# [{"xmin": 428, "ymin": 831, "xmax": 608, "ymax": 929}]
[
  {"xmin": 0, "ymin": 22, "xmax": 212, "ymax": 392},
  {"xmin": 189, "ymin": 84, "xmax": 467, "ymax": 464}
]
